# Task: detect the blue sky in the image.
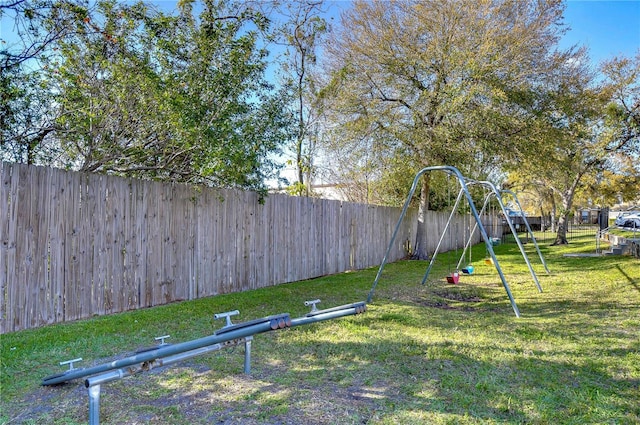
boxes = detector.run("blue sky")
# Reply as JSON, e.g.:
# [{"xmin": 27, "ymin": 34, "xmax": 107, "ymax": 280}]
[
  {"xmin": 2, "ymin": 0, "xmax": 639, "ymax": 68},
  {"xmin": 323, "ymin": 0, "xmax": 640, "ymax": 68},
  {"xmin": 559, "ymin": 0, "xmax": 640, "ymax": 65}
]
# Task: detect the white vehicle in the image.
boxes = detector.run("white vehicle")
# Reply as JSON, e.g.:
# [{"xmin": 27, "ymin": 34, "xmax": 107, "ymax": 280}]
[{"xmin": 615, "ymin": 211, "xmax": 640, "ymax": 228}]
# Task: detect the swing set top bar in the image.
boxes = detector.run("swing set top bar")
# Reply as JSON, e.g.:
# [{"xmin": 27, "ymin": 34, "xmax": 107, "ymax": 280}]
[{"xmin": 366, "ymin": 165, "xmax": 521, "ymax": 318}]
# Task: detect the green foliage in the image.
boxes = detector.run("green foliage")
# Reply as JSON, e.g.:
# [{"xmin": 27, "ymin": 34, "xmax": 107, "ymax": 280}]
[
  {"xmin": 1, "ymin": 65, "xmax": 55, "ymax": 163},
  {"xmin": 505, "ymin": 52, "xmax": 640, "ymax": 244},
  {"xmin": 3, "ymin": 0, "xmax": 293, "ymax": 193},
  {"xmin": 369, "ymin": 153, "xmax": 420, "ymax": 207},
  {"xmin": 319, "ymin": 0, "xmax": 570, "ymax": 210},
  {"xmin": 285, "ymin": 180, "xmax": 307, "ymax": 196}
]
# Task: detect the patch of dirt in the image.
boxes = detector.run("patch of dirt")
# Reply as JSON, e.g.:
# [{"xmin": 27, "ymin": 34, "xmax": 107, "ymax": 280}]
[{"xmin": 3, "ymin": 357, "xmax": 390, "ymax": 424}]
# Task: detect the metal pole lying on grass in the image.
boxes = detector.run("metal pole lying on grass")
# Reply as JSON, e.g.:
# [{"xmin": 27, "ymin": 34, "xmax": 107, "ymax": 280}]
[
  {"xmin": 41, "ymin": 313, "xmax": 293, "ymax": 386},
  {"xmin": 290, "ymin": 301, "xmax": 367, "ymax": 327}
]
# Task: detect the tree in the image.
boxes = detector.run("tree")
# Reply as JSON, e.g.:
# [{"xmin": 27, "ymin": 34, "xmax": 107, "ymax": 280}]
[
  {"xmin": 3, "ymin": 0, "xmax": 293, "ymax": 193},
  {"xmin": 0, "ymin": 0, "xmax": 89, "ymax": 70},
  {"xmin": 1, "ymin": 1, "xmax": 89, "ymax": 163},
  {"xmin": 505, "ymin": 52, "xmax": 640, "ymax": 244},
  {"xmin": 571, "ymin": 157, "xmax": 640, "ymax": 211},
  {"xmin": 272, "ymin": 0, "xmax": 328, "ymax": 196},
  {"xmin": 321, "ymin": 0, "xmax": 569, "ymax": 258},
  {"xmin": 1, "ymin": 65, "xmax": 55, "ymax": 163}
]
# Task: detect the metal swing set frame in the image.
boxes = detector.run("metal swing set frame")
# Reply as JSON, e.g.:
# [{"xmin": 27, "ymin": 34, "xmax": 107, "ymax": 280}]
[{"xmin": 367, "ymin": 165, "xmax": 550, "ymax": 318}]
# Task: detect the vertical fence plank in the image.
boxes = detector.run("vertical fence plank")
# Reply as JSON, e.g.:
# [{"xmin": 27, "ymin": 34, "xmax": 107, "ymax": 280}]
[
  {"xmin": 14, "ymin": 165, "xmax": 32, "ymax": 330},
  {"xmin": 130, "ymin": 178, "xmax": 146, "ymax": 309},
  {"xmin": 48, "ymin": 168, "xmax": 66, "ymax": 325},
  {"xmin": 106, "ymin": 175, "xmax": 120, "ymax": 315},
  {"xmin": 195, "ymin": 187, "xmax": 212, "ymax": 298},
  {"xmin": 91, "ymin": 174, "xmax": 107, "ymax": 315},
  {"xmin": 161, "ymin": 182, "xmax": 177, "ymax": 305},
  {"xmin": 1, "ymin": 164, "xmax": 19, "ymax": 332},
  {"xmin": 144, "ymin": 181, "xmax": 159, "ymax": 306},
  {"xmin": 33, "ymin": 166, "xmax": 53, "ymax": 327},
  {"xmin": 60, "ymin": 168, "xmax": 77, "ymax": 321},
  {"xmin": 76, "ymin": 172, "xmax": 91, "ymax": 319},
  {"xmin": 0, "ymin": 163, "xmax": 9, "ymax": 333},
  {"xmin": 268, "ymin": 194, "xmax": 279, "ymax": 285},
  {"xmin": 174, "ymin": 183, "xmax": 195, "ymax": 301},
  {"xmin": 209, "ymin": 189, "xmax": 223, "ymax": 297}
]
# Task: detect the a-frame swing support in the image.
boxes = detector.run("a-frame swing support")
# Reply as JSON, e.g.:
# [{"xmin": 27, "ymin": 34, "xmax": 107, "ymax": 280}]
[
  {"xmin": 421, "ymin": 180, "xmax": 543, "ymax": 293},
  {"xmin": 367, "ymin": 165, "xmax": 521, "ymax": 318},
  {"xmin": 501, "ymin": 189, "xmax": 551, "ymax": 274},
  {"xmin": 468, "ymin": 181, "xmax": 544, "ymax": 293},
  {"xmin": 454, "ymin": 187, "xmax": 550, "ymax": 279}
]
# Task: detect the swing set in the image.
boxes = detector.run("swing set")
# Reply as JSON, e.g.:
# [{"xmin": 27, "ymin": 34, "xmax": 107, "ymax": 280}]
[
  {"xmin": 367, "ymin": 165, "xmax": 550, "ymax": 318},
  {"xmin": 452, "ymin": 179, "xmax": 547, "ymax": 293}
]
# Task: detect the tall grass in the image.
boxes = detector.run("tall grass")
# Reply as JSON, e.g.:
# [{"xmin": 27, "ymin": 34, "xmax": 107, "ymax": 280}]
[{"xmin": 1, "ymin": 235, "xmax": 638, "ymax": 424}]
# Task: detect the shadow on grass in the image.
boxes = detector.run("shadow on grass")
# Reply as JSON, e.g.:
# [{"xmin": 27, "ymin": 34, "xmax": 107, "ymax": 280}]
[
  {"xmin": 2, "ymin": 238, "xmax": 639, "ymax": 424},
  {"xmin": 616, "ymin": 264, "xmax": 640, "ymax": 293},
  {"xmin": 3, "ymin": 303, "xmax": 638, "ymax": 424},
  {"xmin": 37, "ymin": 325, "xmax": 635, "ymax": 425}
]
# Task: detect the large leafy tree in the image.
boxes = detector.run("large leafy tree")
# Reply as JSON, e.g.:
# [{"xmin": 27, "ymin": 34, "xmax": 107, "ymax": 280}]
[
  {"xmin": 52, "ymin": 0, "xmax": 291, "ymax": 190},
  {"xmin": 2, "ymin": 0, "xmax": 293, "ymax": 193},
  {"xmin": 506, "ymin": 52, "xmax": 639, "ymax": 245},
  {"xmin": 321, "ymin": 0, "xmax": 570, "ymax": 258}
]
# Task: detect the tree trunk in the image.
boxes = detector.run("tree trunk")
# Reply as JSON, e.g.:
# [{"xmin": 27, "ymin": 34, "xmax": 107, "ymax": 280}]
[
  {"xmin": 412, "ymin": 174, "xmax": 431, "ymax": 260},
  {"xmin": 554, "ymin": 213, "xmax": 569, "ymax": 245},
  {"xmin": 550, "ymin": 197, "xmax": 557, "ymax": 233},
  {"xmin": 296, "ymin": 137, "xmax": 305, "ymax": 188},
  {"xmin": 552, "ymin": 191, "xmax": 574, "ymax": 245}
]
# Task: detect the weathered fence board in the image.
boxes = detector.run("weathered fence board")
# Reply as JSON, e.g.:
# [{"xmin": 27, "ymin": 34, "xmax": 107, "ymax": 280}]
[{"xmin": 1, "ymin": 162, "xmax": 487, "ymax": 333}]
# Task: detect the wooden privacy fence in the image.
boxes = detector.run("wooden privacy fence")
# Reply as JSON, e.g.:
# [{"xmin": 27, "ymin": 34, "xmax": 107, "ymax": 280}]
[{"xmin": 1, "ymin": 162, "xmax": 487, "ymax": 333}]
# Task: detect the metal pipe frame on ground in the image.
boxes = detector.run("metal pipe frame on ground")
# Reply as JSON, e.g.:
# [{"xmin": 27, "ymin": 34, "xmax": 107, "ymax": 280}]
[
  {"xmin": 49, "ymin": 301, "xmax": 366, "ymax": 425},
  {"xmin": 42, "ymin": 313, "xmax": 293, "ymax": 386},
  {"xmin": 43, "ymin": 302, "xmax": 367, "ymax": 387}
]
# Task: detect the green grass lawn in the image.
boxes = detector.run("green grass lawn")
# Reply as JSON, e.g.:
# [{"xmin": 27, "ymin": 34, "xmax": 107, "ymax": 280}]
[
  {"xmin": 1, "ymin": 235, "xmax": 638, "ymax": 424},
  {"xmin": 607, "ymin": 227, "xmax": 640, "ymax": 239}
]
